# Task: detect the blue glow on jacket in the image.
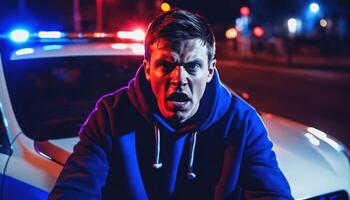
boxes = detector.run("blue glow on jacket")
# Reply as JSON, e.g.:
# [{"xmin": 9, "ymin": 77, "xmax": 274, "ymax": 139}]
[{"xmin": 49, "ymin": 66, "xmax": 293, "ymax": 200}]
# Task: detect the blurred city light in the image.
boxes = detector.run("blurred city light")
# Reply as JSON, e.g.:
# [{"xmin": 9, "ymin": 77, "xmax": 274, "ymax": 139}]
[
  {"xmin": 10, "ymin": 29, "xmax": 30, "ymax": 43},
  {"xmin": 117, "ymin": 29, "xmax": 145, "ymax": 41},
  {"xmin": 235, "ymin": 16, "xmax": 249, "ymax": 35},
  {"xmin": 240, "ymin": 6, "xmax": 250, "ymax": 17},
  {"xmin": 309, "ymin": 3, "xmax": 319, "ymax": 13},
  {"xmin": 38, "ymin": 31, "xmax": 62, "ymax": 39},
  {"xmin": 93, "ymin": 32, "xmax": 111, "ymax": 38},
  {"xmin": 305, "ymin": 2, "xmax": 321, "ymax": 33},
  {"xmin": 161, "ymin": 2, "xmax": 171, "ymax": 12},
  {"xmin": 287, "ymin": 18, "xmax": 298, "ymax": 34},
  {"xmin": 320, "ymin": 19, "xmax": 328, "ymax": 27},
  {"xmin": 235, "ymin": 18, "xmax": 244, "ymax": 32},
  {"xmin": 241, "ymin": 92, "xmax": 250, "ymax": 100},
  {"xmin": 225, "ymin": 28, "xmax": 238, "ymax": 39},
  {"xmin": 253, "ymin": 26, "xmax": 264, "ymax": 37}
]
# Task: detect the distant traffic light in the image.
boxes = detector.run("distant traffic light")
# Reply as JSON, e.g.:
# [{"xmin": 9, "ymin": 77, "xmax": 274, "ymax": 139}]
[
  {"xmin": 240, "ymin": 6, "xmax": 250, "ymax": 17},
  {"xmin": 161, "ymin": 2, "xmax": 171, "ymax": 12},
  {"xmin": 253, "ymin": 26, "xmax": 264, "ymax": 37}
]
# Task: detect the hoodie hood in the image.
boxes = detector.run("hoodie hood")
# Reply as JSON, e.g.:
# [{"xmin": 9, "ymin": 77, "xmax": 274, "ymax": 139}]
[{"xmin": 128, "ymin": 65, "xmax": 231, "ymax": 134}]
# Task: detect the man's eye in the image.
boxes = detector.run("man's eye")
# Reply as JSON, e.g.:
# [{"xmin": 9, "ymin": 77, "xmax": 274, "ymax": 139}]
[
  {"xmin": 159, "ymin": 62, "xmax": 174, "ymax": 73},
  {"xmin": 186, "ymin": 63, "xmax": 201, "ymax": 71}
]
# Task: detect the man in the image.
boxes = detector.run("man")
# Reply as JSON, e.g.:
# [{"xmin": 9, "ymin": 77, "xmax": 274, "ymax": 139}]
[{"xmin": 49, "ymin": 9, "xmax": 293, "ymax": 200}]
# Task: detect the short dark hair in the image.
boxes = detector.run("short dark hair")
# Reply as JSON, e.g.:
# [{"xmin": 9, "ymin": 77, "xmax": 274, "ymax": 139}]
[{"xmin": 144, "ymin": 9, "xmax": 216, "ymax": 62}]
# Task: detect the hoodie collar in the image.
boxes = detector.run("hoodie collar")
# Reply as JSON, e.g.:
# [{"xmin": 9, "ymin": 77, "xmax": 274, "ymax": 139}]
[{"xmin": 128, "ymin": 65, "xmax": 231, "ymax": 134}]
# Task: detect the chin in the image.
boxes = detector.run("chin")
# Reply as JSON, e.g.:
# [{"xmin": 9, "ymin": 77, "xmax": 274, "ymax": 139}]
[
  {"xmin": 173, "ymin": 111, "xmax": 192, "ymax": 124},
  {"xmin": 163, "ymin": 107, "xmax": 193, "ymax": 124}
]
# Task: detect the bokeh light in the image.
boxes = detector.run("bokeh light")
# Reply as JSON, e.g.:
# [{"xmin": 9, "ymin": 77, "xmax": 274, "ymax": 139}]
[
  {"xmin": 240, "ymin": 6, "xmax": 250, "ymax": 17},
  {"xmin": 309, "ymin": 3, "xmax": 319, "ymax": 13},
  {"xmin": 253, "ymin": 26, "xmax": 265, "ymax": 37},
  {"xmin": 320, "ymin": 19, "xmax": 328, "ymax": 27},
  {"xmin": 287, "ymin": 18, "xmax": 298, "ymax": 34},
  {"xmin": 225, "ymin": 28, "xmax": 238, "ymax": 39},
  {"xmin": 161, "ymin": 2, "xmax": 171, "ymax": 12}
]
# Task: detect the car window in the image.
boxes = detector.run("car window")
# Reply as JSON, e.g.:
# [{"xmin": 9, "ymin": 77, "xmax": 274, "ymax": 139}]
[
  {"xmin": 3, "ymin": 55, "xmax": 142, "ymax": 140},
  {"xmin": 0, "ymin": 110, "xmax": 11, "ymax": 155}
]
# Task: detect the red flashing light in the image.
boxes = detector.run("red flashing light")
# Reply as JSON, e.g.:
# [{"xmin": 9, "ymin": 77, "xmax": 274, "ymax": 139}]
[
  {"xmin": 116, "ymin": 29, "xmax": 145, "ymax": 41},
  {"xmin": 240, "ymin": 6, "xmax": 250, "ymax": 17},
  {"xmin": 253, "ymin": 26, "xmax": 264, "ymax": 37}
]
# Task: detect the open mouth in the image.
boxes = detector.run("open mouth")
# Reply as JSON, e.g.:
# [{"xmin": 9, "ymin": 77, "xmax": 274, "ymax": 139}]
[{"xmin": 166, "ymin": 92, "xmax": 190, "ymax": 102}]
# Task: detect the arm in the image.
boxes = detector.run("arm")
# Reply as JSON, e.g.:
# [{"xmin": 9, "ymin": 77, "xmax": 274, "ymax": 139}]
[
  {"xmin": 241, "ymin": 111, "xmax": 293, "ymax": 200},
  {"xmin": 48, "ymin": 100, "xmax": 112, "ymax": 200}
]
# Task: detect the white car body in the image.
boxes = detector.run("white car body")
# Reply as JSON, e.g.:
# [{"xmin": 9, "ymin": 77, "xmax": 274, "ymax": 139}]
[{"xmin": 0, "ymin": 42, "xmax": 349, "ymax": 200}]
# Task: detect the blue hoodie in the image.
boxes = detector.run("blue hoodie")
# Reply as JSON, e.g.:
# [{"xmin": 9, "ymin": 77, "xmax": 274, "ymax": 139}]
[{"xmin": 49, "ymin": 66, "xmax": 293, "ymax": 200}]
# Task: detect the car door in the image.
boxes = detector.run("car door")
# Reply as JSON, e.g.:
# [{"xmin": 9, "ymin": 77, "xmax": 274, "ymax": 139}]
[{"xmin": 0, "ymin": 109, "xmax": 12, "ymax": 199}]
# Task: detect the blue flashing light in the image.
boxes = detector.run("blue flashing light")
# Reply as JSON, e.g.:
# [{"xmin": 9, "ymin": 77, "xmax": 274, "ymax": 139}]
[
  {"xmin": 10, "ymin": 29, "xmax": 30, "ymax": 43},
  {"xmin": 15, "ymin": 48, "xmax": 34, "ymax": 56},
  {"xmin": 38, "ymin": 31, "xmax": 63, "ymax": 39}
]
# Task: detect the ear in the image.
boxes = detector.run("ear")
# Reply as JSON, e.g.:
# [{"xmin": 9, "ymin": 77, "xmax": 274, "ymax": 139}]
[
  {"xmin": 207, "ymin": 59, "xmax": 216, "ymax": 83},
  {"xmin": 143, "ymin": 59, "xmax": 151, "ymax": 81}
]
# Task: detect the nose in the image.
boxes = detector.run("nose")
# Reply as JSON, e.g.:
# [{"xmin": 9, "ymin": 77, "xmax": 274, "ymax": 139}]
[{"xmin": 170, "ymin": 65, "xmax": 188, "ymax": 87}]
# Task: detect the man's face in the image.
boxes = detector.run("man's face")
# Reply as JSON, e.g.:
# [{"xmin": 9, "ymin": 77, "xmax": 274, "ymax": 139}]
[{"xmin": 144, "ymin": 38, "xmax": 215, "ymax": 124}]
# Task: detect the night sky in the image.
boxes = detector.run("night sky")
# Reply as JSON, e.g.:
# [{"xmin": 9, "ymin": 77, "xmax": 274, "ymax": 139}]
[{"xmin": 0, "ymin": 0, "xmax": 349, "ymax": 34}]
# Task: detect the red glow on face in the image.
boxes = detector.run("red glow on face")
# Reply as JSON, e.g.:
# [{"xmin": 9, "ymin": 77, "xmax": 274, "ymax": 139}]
[
  {"xmin": 240, "ymin": 6, "xmax": 250, "ymax": 17},
  {"xmin": 145, "ymin": 39, "xmax": 214, "ymax": 123},
  {"xmin": 253, "ymin": 26, "xmax": 264, "ymax": 37}
]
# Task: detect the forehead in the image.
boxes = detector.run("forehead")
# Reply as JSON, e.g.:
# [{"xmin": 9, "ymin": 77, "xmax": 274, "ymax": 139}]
[{"xmin": 149, "ymin": 38, "xmax": 208, "ymax": 62}]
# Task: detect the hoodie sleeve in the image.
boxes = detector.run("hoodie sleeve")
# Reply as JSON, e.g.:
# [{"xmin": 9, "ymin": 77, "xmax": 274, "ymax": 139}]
[
  {"xmin": 241, "ymin": 111, "xmax": 293, "ymax": 200},
  {"xmin": 48, "ymin": 99, "xmax": 112, "ymax": 200}
]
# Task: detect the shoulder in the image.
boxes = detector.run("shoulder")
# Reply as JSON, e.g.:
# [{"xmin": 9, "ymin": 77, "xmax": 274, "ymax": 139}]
[
  {"xmin": 93, "ymin": 87, "xmax": 138, "ymax": 119},
  {"xmin": 224, "ymin": 93, "xmax": 267, "ymax": 142},
  {"xmin": 97, "ymin": 87, "xmax": 129, "ymax": 110},
  {"xmin": 94, "ymin": 87, "xmax": 142, "ymax": 134},
  {"xmin": 81, "ymin": 87, "xmax": 137, "ymax": 132},
  {"xmin": 228, "ymin": 93, "xmax": 258, "ymax": 121},
  {"xmin": 78, "ymin": 86, "xmax": 142, "ymax": 152}
]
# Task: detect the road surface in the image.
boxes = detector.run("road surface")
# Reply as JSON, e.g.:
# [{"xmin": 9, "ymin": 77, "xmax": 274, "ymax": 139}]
[{"xmin": 217, "ymin": 59, "xmax": 350, "ymax": 148}]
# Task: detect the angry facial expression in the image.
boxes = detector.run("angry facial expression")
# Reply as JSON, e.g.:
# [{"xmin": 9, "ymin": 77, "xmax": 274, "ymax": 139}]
[{"xmin": 144, "ymin": 38, "xmax": 215, "ymax": 124}]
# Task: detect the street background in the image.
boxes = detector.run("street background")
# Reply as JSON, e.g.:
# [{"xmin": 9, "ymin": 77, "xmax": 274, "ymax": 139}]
[
  {"xmin": 1, "ymin": 0, "xmax": 350, "ymax": 147},
  {"xmin": 216, "ymin": 41, "xmax": 350, "ymax": 148}
]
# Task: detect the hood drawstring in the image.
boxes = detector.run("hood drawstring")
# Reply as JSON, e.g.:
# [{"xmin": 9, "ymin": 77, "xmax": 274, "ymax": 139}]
[
  {"xmin": 153, "ymin": 126, "xmax": 163, "ymax": 169},
  {"xmin": 152, "ymin": 126, "xmax": 198, "ymax": 180},
  {"xmin": 186, "ymin": 131, "xmax": 197, "ymax": 180}
]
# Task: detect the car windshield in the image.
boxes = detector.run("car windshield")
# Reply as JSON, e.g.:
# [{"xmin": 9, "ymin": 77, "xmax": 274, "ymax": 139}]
[{"xmin": 3, "ymin": 55, "xmax": 142, "ymax": 140}]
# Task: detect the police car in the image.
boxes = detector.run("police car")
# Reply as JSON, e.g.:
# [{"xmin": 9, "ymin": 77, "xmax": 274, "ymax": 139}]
[{"xmin": 0, "ymin": 29, "xmax": 349, "ymax": 200}]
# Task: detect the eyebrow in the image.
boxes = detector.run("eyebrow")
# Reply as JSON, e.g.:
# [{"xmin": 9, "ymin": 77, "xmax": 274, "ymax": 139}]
[{"xmin": 155, "ymin": 58, "xmax": 204, "ymax": 67}]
